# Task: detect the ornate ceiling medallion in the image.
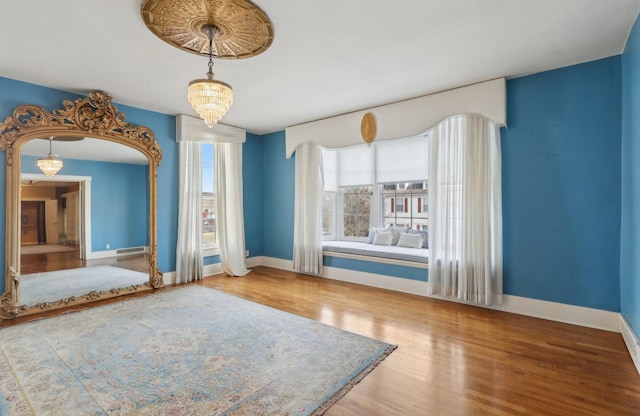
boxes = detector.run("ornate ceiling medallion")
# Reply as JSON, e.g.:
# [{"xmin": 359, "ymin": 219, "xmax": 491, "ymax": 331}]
[{"xmin": 141, "ymin": 0, "xmax": 274, "ymax": 59}]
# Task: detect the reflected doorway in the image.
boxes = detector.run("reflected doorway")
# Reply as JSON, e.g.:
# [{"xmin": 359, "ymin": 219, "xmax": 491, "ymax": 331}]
[
  {"xmin": 20, "ymin": 201, "xmax": 46, "ymax": 245},
  {"xmin": 20, "ymin": 177, "xmax": 86, "ymax": 274}
]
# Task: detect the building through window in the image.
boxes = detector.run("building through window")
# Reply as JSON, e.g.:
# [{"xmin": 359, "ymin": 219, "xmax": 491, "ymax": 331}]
[
  {"xmin": 382, "ymin": 182, "xmax": 428, "ymax": 229},
  {"xmin": 202, "ymin": 143, "xmax": 217, "ymax": 249}
]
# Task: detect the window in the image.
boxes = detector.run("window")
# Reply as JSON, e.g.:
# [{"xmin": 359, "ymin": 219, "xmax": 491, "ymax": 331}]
[
  {"xmin": 322, "ymin": 134, "xmax": 429, "ymax": 242},
  {"xmin": 202, "ymin": 143, "xmax": 217, "ymax": 252},
  {"xmin": 341, "ymin": 186, "xmax": 372, "ymax": 238},
  {"xmin": 395, "ymin": 198, "xmax": 404, "ymax": 213},
  {"xmin": 322, "ymin": 191, "xmax": 336, "ymax": 239},
  {"xmin": 382, "ymin": 181, "xmax": 428, "ymax": 229}
]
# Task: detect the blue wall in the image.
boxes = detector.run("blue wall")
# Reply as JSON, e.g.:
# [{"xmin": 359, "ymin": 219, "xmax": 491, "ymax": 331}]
[
  {"xmin": 22, "ymin": 156, "xmax": 149, "ymax": 251},
  {"xmin": 502, "ymin": 57, "xmax": 622, "ymax": 311},
  {"xmin": 243, "ymin": 133, "xmax": 264, "ymax": 259},
  {"xmin": 621, "ymin": 16, "xmax": 640, "ymax": 333},
  {"xmin": 261, "ymin": 131, "xmax": 295, "ymax": 260}
]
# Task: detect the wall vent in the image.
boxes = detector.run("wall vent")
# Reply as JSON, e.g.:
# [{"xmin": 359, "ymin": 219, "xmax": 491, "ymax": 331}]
[{"xmin": 116, "ymin": 246, "xmax": 145, "ymax": 256}]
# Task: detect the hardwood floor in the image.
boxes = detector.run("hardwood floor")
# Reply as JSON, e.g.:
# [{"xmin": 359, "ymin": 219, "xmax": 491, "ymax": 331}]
[
  {"xmin": 2, "ymin": 265, "xmax": 640, "ymax": 415},
  {"xmin": 198, "ymin": 267, "xmax": 640, "ymax": 416}
]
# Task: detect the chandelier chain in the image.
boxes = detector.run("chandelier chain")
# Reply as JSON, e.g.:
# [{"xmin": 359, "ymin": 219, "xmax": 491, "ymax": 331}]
[{"xmin": 206, "ymin": 25, "xmax": 216, "ymax": 79}]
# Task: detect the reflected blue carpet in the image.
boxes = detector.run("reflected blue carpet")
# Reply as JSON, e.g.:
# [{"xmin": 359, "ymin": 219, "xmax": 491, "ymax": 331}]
[
  {"xmin": 0, "ymin": 285, "xmax": 396, "ymax": 415},
  {"xmin": 19, "ymin": 265, "xmax": 149, "ymax": 306}
]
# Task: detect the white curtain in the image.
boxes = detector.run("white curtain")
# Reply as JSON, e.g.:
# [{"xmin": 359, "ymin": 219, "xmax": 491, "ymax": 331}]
[
  {"xmin": 214, "ymin": 142, "xmax": 250, "ymax": 276},
  {"xmin": 176, "ymin": 141, "xmax": 204, "ymax": 283},
  {"xmin": 293, "ymin": 142, "xmax": 325, "ymax": 275},
  {"xmin": 428, "ymin": 114, "xmax": 503, "ymax": 305}
]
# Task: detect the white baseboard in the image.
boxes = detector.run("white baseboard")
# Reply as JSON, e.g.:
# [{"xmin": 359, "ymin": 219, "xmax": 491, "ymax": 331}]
[
  {"xmin": 86, "ymin": 249, "xmax": 118, "ymax": 260},
  {"xmin": 204, "ymin": 263, "xmax": 224, "ymax": 277},
  {"xmin": 620, "ymin": 315, "xmax": 640, "ymax": 374},
  {"xmin": 162, "ymin": 263, "xmax": 223, "ymax": 285},
  {"xmin": 256, "ymin": 257, "xmax": 619, "ymax": 332},
  {"xmin": 491, "ymin": 295, "xmax": 620, "ymax": 332},
  {"xmin": 87, "ymin": 246, "xmax": 148, "ymax": 260},
  {"xmin": 162, "ymin": 271, "xmax": 176, "ymax": 285},
  {"xmin": 254, "ymin": 256, "xmax": 294, "ymax": 271}
]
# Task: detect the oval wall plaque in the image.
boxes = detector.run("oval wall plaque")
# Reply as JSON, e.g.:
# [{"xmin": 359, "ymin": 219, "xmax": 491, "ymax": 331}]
[{"xmin": 361, "ymin": 112, "xmax": 377, "ymax": 143}]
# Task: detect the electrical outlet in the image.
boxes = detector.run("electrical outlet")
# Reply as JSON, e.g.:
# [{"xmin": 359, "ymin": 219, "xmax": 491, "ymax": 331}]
[
  {"xmin": 245, "ymin": 250, "xmax": 249, "ymax": 257},
  {"xmin": 106, "ymin": 243, "xmax": 110, "ymax": 249}
]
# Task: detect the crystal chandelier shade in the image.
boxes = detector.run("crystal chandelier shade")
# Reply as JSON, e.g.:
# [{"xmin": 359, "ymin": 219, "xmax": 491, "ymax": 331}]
[
  {"xmin": 37, "ymin": 138, "xmax": 63, "ymax": 176},
  {"xmin": 188, "ymin": 76, "xmax": 233, "ymax": 128}
]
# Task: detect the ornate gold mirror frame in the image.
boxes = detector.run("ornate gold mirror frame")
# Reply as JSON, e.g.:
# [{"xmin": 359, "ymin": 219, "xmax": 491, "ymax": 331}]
[{"xmin": 0, "ymin": 91, "xmax": 163, "ymax": 319}]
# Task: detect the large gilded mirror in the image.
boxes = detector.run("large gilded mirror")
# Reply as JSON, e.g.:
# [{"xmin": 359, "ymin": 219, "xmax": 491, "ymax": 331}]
[{"xmin": 0, "ymin": 91, "xmax": 163, "ymax": 319}]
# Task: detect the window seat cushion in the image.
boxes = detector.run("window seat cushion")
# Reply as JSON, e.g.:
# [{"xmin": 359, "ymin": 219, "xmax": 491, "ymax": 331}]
[{"xmin": 322, "ymin": 241, "xmax": 429, "ymax": 264}]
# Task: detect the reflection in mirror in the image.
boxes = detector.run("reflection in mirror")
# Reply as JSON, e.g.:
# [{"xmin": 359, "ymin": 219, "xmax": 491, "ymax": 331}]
[
  {"xmin": 19, "ymin": 138, "xmax": 150, "ymax": 307},
  {"xmin": 0, "ymin": 91, "xmax": 163, "ymax": 319}
]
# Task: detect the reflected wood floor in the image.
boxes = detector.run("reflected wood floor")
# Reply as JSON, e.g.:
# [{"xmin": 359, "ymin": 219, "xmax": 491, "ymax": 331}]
[
  {"xmin": 20, "ymin": 251, "xmax": 150, "ymax": 274},
  {"xmin": 3, "ymin": 266, "xmax": 640, "ymax": 415}
]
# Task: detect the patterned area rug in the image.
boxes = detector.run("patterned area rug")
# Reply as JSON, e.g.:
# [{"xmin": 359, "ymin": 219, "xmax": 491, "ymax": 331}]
[{"xmin": 0, "ymin": 285, "xmax": 396, "ymax": 415}]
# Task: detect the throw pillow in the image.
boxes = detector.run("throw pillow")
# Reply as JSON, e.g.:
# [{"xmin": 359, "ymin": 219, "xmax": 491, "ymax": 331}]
[
  {"xmin": 372, "ymin": 231, "xmax": 393, "ymax": 246},
  {"xmin": 367, "ymin": 227, "xmax": 389, "ymax": 244},
  {"xmin": 397, "ymin": 232, "xmax": 424, "ymax": 249},
  {"xmin": 390, "ymin": 226, "xmax": 408, "ymax": 245},
  {"xmin": 408, "ymin": 229, "xmax": 428, "ymax": 248}
]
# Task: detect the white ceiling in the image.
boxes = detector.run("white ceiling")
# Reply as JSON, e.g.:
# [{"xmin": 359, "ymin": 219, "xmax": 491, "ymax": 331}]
[
  {"xmin": 1, "ymin": 1, "xmax": 639, "ymax": 136},
  {"xmin": 21, "ymin": 138, "xmax": 148, "ymax": 165}
]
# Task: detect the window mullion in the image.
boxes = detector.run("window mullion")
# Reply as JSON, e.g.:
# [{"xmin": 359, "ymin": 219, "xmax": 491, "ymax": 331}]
[{"xmin": 371, "ymin": 143, "xmax": 380, "ymax": 228}]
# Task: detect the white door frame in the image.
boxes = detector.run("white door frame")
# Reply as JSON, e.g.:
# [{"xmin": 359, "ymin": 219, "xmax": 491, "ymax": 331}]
[{"xmin": 20, "ymin": 174, "xmax": 92, "ymax": 259}]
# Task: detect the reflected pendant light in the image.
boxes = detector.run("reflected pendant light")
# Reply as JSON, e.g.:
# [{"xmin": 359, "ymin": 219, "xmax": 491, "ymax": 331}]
[
  {"xmin": 187, "ymin": 25, "xmax": 233, "ymax": 128},
  {"xmin": 37, "ymin": 137, "xmax": 63, "ymax": 176}
]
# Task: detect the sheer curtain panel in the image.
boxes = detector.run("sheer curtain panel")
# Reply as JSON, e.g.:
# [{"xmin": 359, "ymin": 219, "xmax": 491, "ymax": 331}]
[
  {"xmin": 428, "ymin": 114, "xmax": 503, "ymax": 305},
  {"xmin": 176, "ymin": 141, "xmax": 204, "ymax": 283},
  {"xmin": 293, "ymin": 142, "xmax": 325, "ymax": 275},
  {"xmin": 215, "ymin": 142, "xmax": 250, "ymax": 276}
]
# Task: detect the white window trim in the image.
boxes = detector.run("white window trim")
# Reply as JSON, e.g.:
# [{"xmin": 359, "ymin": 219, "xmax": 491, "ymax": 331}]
[
  {"xmin": 204, "ymin": 247, "xmax": 220, "ymax": 257},
  {"xmin": 322, "ymin": 191, "xmax": 337, "ymax": 241}
]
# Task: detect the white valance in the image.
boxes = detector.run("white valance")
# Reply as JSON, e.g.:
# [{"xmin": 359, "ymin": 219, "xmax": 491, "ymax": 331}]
[
  {"xmin": 284, "ymin": 78, "xmax": 506, "ymax": 158},
  {"xmin": 176, "ymin": 115, "xmax": 246, "ymax": 143}
]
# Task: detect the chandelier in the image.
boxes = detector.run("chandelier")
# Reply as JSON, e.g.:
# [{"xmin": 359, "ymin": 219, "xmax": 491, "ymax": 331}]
[
  {"xmin": 37, "ymin": 137, "xmax": 63, "ymax": 176},
  {"xmin": 187, "ymin": 25, "xmax": 233, "ymax": 128},
  {"xmin": 141, "ymin": 0, "xmax": 274, "ymax": 127}
]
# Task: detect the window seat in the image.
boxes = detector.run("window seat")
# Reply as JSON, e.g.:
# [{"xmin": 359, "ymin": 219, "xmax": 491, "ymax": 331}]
[{"xmin": 323, "ymin": 241, "xmax": 429, "ymax": 267}]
